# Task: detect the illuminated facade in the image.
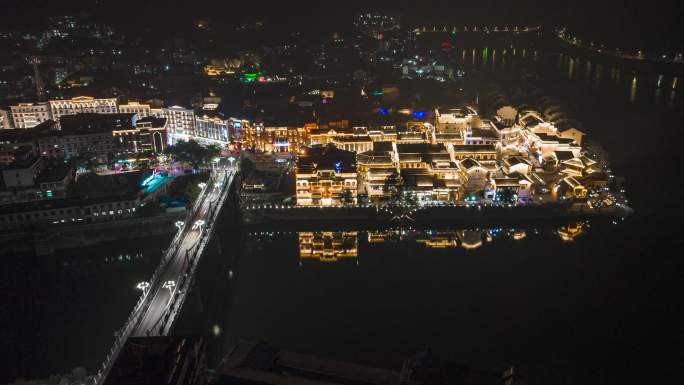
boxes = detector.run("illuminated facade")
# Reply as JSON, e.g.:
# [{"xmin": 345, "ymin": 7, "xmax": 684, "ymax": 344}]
[
  {"xmin": 296, "ymin": 146, "xmax": 357, "ymax": 206},
  {"xmin": 245, "ymin": 123, "xmax": 310, "ymax": 153},
  {"xmin": 112, "ymin": 117, "xmax": 167, "ymax": 154},
  {"xmin": 397, "ymin": 143, "xmax": 465, "ymax": 201},
  {"xmin": 48, "ymin": 96, "xmax": 118, "ymax": 121},
  {"xmin": 357, "ymin": 143, "xmax": 398, "ymax": 200},
  {"xmin": 557, "ymin": 176, "xmax": 588, "ymax": 199},
  {"xmin": 311, "ymin": 126, "xmax": 371, "ymax": 151},
  {"xmin": 204, "ymin": 65, "xmax": 236, "ymax": 76},
  {"xmin": 162, "ymin": 106, "xmax": 196, "ymax": 144},
  {"xmin": 118, "ymin": 102, "xmax": 152, "ymax": 118},
  {"xmin": 10, "ymin": 97, "xmax": 119, "ymax": 128},
  {"xmin": 0, "ymin": 109, "xmax": 11, "ymax": 129},
  {"xmin": 450, "ymin": 144, "xmax": 498, "ymax": 163},
  {"xmin": 434, "ymin": 106, "xmax": 478, "ymax": 131},
  {"xmin": 10, "ymin": 103, "xmax": 51, "ymax": 128},
  {"xmin": 195, "ymin": 114, "xmax": 230, "ymax": 144}
]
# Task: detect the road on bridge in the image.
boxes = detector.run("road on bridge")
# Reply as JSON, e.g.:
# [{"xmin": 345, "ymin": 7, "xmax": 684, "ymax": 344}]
[{"xmin": 131, "ymin": 168, "xmax": 235, "ymax": 337}]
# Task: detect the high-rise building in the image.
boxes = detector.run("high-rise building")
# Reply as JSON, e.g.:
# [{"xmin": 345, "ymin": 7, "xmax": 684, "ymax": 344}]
[
  {"xmin": 162, "ymin": 106, "xmax": 196, "ymax": 144},
  {"xmin": 195, "ymin": 114, "xmax": 230, "ymax": 144}
]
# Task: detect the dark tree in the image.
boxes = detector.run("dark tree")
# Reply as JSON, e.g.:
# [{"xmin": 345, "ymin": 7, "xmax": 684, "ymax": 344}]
[{"xmin": 168, "ymin": 140, "xmax": 219, "ymax": 168}]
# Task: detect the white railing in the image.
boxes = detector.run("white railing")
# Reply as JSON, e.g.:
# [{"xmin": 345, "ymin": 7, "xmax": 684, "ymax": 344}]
[
  {"xmin": 158, "ymin": 171, "xmax": 233, "ymax": 336},
  {"xmin": 92, "ymin": 171, "xmax": 228, "ymax": 385}
]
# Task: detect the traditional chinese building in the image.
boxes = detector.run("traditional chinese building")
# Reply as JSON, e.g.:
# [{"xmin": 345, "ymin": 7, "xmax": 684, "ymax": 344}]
[{"xmin": 295, "ymin": 145, "xmax": 357, "ymax": 206}]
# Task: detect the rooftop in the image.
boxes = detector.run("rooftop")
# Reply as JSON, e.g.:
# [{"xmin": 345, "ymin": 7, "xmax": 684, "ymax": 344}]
[
  {"xmin": 372, "ymin": 141, "xmax": 394, "ymax": 153},
  {"xmin": 396, "ymin": 143, "xmax": 447, "ymax": 154},
  {"xmin": 536, "ymin": 132, "xmax": 576, "ymax": 144},
  {"xmin": 37, "ymin": 162, "xmax": 73, "ymax": 183},
  {"xmin": 3, "ymin": 155, "xmax": 42, "ymax": 170},
  {"xmin": 470, "ymin": 127, "xmax": 499, "ymax": 139},
  {"xmin": 71, "ymin": 171, "xmax": 143, "ymax": 199},
  {"xmin": 460, "ymin": 158, "xmax": 483, "ymax": 170},
  {"xmin": 554, "ymin": 150, "xmax": 575, "ymax": 161},
  {"xmin": 297, "ymin": 145, "xmax": 356, "ymax": 174},
  {"xmin": 452, "ymin": 144, "xmax": 497, "ymax": 152},
  {"xmin": 59, "ymin": 113, "xmax": 137, "ymax": 134}
]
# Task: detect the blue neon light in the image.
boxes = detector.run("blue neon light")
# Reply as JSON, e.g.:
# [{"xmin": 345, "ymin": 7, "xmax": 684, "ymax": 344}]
[
  {"xmin": 379, "ymin": 107, "xmax": 389, "ymax": 116},
  {"xmin": 412, "ymin": 111, "xmax": 427, "ymax": 119}
]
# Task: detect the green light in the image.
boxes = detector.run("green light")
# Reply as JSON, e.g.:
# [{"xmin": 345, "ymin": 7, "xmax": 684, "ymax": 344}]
[
  {"xmin": 242, "ymin": 73, "xmax": 260, "ymax": 82},
  {"xmin": 46, "ymin": 190, "xmax": 53, "ymax": 198}
]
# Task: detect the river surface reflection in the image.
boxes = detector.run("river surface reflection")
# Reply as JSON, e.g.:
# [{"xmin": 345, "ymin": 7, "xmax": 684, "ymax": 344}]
[
  {"xmin": 200, "ymin": 218, "xmax": 683, "ymax": 385},
  {"xmin": 0, "ymin": 235, "xmax": 169, "ymax": 383},
  {"xmin": 259, "ymin": 222, "xmax": 596, "ymax": 264}
]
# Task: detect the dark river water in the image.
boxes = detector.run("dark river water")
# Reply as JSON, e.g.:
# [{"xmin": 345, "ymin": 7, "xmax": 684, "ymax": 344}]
[{"xmin": 2, "ymin": 39, "xmax": 683, "ymax": 384}]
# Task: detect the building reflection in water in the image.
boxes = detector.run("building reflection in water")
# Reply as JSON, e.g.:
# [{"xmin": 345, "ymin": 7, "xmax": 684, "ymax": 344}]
[
  {"xmin": 251, "ymin": 222, "xmax": 592, "ymax": 265},
  {"xmin": 556, "ymin": 222, "xmax": 586, "ymax": 242},
  {"xmin": 298, "ymin": 231, "xmax": 358, "ymax": 263},
  {"xmin": 630, "ymin": 76, "xmax": 638, "ymax": 102}
]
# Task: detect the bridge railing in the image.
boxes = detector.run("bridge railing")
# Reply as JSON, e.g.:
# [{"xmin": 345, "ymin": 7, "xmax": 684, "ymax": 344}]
[
  {"xmin": 158, "ymin": 170, "xmax": 233, "ymax": 336},
  {"xmin": 91, "ymin": 172, "xmax": 219, "ymax": 385}
]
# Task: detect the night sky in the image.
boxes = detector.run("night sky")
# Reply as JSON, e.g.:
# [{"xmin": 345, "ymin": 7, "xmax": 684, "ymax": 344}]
[{"xmin": 1, "ymin": 0, "xmax": 682, "ymax": 50}]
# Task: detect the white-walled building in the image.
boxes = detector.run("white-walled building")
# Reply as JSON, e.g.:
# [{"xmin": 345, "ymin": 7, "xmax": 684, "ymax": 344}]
[
  {"xmin": 1, "ymin": 109, "xmax": 13, "ymax": 129},
  {"xmin": 10, "ymin": 103, "xmax": 52, "ymax": 128},
  {"xmin": 48, "ymin": 96, "xmax": 118, "ymax": 121},
  {"xmin": 118, "ymin": 102, "xmax": 152, "ymax": 118},
  {"xmin": 162, "ymin": 106, "xmax": 196, "ymax": 144},
  {"xmin": 195, "ymin": 114, "xmax": 230, "ymax": 144},
  {"xmin": 434, "ymin": 106, "xmax": 478, "ymax": 131}
]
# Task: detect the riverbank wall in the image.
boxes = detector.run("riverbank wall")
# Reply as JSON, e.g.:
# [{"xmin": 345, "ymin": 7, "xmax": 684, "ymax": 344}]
[
  {"xmin": 241, "ymin": 202, "xmax": 633, "ymax": 228},
  {"xmin": 0, "ymin": 212, "xmax": 183, "ymax": 256}
]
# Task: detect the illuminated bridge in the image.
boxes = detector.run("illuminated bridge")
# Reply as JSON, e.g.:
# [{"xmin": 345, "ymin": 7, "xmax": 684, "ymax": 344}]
[{"xmin": 92, "ymin": 167, "xmax": 237, "ymax": 384}]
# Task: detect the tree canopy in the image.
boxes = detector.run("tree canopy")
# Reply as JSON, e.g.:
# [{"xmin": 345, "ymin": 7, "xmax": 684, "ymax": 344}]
[{"xmin": 167, "ymin": 140, "xmax": 221, "ymax": 168}]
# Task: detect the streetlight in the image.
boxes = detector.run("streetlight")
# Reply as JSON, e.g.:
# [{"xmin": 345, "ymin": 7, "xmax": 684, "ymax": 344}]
[
  {"xmin": 198, "ymin": 182, "xmax": 207, "ymax": 189},
  {"xmin": 192, "ymin": 219, "xmax": 206, "ymax": 232},
  {"xmin": 175, "ymin": 221, "xmax": 184, "ymax": 231},
  {"xmin": 136, "ymin": 281, "xmax": 150, "ymax": 293},
  {"xmin": 227, "ymin": 156, "xmax": 235, "ymax": 168},
  {"xmin": 162, "ymin": 280, "xmax": 175, "ymax": 294}
]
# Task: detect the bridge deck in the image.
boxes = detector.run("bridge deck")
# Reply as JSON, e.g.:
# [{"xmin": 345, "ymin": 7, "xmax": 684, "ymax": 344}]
[{"xmin": 94, "ymin": 167, "xmax": 236, "ymax": 384}]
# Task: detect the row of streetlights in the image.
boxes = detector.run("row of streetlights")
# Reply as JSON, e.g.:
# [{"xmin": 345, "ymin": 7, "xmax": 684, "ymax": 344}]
[
  {"xmin": 134, "ymin": 171, "xmax": 229, "ymax": 325},
  {"xmin": 102, "ymin": 169, "xmax": 232, "ymax": 383}
]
